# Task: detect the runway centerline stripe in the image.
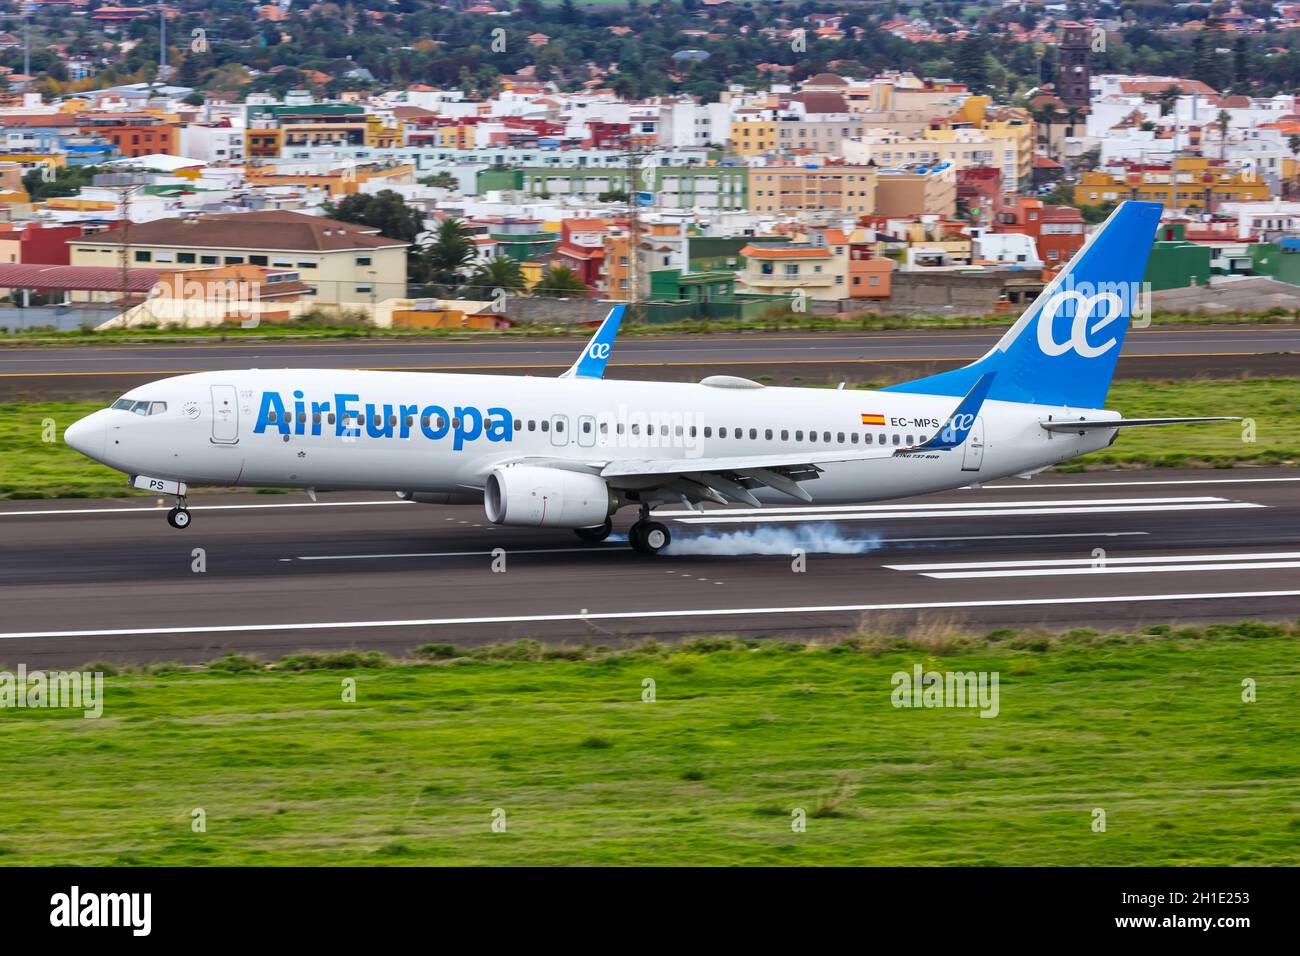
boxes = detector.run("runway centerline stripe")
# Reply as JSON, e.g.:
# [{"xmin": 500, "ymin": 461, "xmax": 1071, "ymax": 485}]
[
  {"xmin": 888, "ymin": 550, "xmax": 1300, "ymax": 571},
  {"xmin": 672, "ymin": 503, "xmax": 1262, "ymax": 524},
  {"xmin": 1, "ymin": 590, "xmax": 1297, "ymax": 640},
  {"xmin": 657, "ymin": 496, "xmax": 1227, "ymax": 517},
  {"xmin": 980, "ymin": 476, "xmax": 1300, "ymax": 489},
  {"xmin": 923, "ymin": 561, "xmax": 1300, "ymax": 580},
  {"xmin": 0, "ymin": 499, "xmax": 413, "ymax": 518}
]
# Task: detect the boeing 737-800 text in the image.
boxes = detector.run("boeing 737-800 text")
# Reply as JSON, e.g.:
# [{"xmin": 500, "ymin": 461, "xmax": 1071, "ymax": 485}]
[{"xmin": 63, "ymin": 201, "xmax": 1234, "ymax": 555}]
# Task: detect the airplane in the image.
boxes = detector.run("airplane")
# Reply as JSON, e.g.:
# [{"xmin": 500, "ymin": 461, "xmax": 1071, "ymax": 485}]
[{"xmin": 63, "ymin": 200, "xmax": 1237, "ymax": 556}]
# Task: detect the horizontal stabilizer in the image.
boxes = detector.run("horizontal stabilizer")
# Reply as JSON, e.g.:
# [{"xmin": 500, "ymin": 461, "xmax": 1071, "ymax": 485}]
[{"xmin": 1040, "ymin": 416, "xmax": 1240, "ymax": 433}]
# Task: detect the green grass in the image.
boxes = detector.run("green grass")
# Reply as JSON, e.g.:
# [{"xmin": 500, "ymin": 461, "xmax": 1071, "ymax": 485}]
[
  {"xmin": 2, "ymin": 379, "xmax": 1294, "ymax": 499},
  {"xmin": 1, "ymin": 309, "xmax": 1295, "ymax": 346},
  {"xmin": 1, "ymin": 623, "xmax": 1297, "ymax": 865}
]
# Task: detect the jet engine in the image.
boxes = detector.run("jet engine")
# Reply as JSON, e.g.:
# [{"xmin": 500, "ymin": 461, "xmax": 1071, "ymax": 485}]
[{"xmin": 484, "ymin": 465, "xmax": 615, "ymax": 528}]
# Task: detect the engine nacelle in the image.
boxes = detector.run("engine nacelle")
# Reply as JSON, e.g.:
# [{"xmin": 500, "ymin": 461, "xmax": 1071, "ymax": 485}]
[{"xmin": 484, "ymin": 465, "xmax": 614, "ymax": 528}]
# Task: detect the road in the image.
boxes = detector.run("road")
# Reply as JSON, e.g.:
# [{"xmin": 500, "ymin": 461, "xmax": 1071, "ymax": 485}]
[
  {"xmin": 3, "ymin": 325, "xmax": 1296, "ymax": 400},
  {"xmin": 1, "ymin": 468, "xmax": 1297, "ymax": 667}
]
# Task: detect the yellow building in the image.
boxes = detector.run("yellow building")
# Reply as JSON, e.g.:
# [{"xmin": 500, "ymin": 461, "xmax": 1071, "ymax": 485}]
[
  {"xmin": 67, "ymin": 210, "xmax": 409, "ymax": 307},
  {"xmin": 437, "ymin": 123, "xmax": 477, "ymax": 149},
  {"xmin": 748, "ymin": 166, "xmax": 877, "ymax": 215},
  {"xmin": 245, "ymin": 162, "xmax": 414, "ymax": 197},
  {"xmin": 735, "ymin": 243, "xmax": 848, "ymax": 301},
  {"xmin": 1074, "ymin": 157, "xmax": 1272, "ymax": 210},
  {"xmin": 728, "ymin": 117, "xmax": 777, "ymax": 157}
]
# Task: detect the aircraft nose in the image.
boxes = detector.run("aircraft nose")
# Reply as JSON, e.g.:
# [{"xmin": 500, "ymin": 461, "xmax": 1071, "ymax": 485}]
[{"xmin": 64, "ymin": 411, "xmax": 107, "ymax": 460}]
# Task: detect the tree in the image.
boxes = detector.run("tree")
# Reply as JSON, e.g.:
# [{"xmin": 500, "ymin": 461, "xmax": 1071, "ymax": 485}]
[
  {"xmin": 423, "ymin": 218, "xmax": 476, "ymax": 284},
  {"xmin": 1217, "ymin": 108, "xmax": 1231, "ymax": 161},
  {"xmin": 533, "ymin": 265, "xmax": 590, "ymax": 295},
  {"xmin": 418, "ymin": 172, "xmax": 459, "ymax": 190},
  {"xmin": 953, "ymin": 33, "xmax": 989, "ymax": 91},
  {"xmin": 326, "ymin": 190, "xmax": 424, "ymax": 243},
  {"xmin": 468, "ymin": 257, "xmax": 526, "ymax": 293}
]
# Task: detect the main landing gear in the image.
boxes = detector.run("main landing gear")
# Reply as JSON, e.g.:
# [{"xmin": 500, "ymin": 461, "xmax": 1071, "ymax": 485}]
[
  {"xmin": 627, "ymin": 517, "xmax": 670, "ymax": 556},
  {"xmin": 167, "ymin": 497, "xmax": 192, "ymax": 529}
]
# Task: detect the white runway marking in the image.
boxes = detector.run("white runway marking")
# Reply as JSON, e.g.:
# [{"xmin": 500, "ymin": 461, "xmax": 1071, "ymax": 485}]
[
  {"xmin": 1, "ymin": 590, "xmax": 1296, "ymax": 640},
  {"xmin": 658, "ymin": 496, "xmax": 1230, "ymax": 518},
  {"xmin": 293, "ymin": 531, "xmax": 1149, "ymax": 562},
  {"xmin": 671, "ymin": 502, "xmax": 1261, "ymax": 524},
  {"xmin": 888, "ymin": 550, "xmax": 1300, "ymax": 571},
  {"xmin": 981, "ymin": 476, "xmax": 1300, "ymax": 489},
  {"xmin": 0, "ymin": 499, "xmax": 411, "ymax": 518},
  {"xmin": 921, "ymin": 561, "xmax": 1300, "ymax": 580}
]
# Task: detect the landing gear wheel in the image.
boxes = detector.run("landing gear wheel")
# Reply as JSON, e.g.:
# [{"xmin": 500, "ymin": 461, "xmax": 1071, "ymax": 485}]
[
  {"xmin": 574, "ymin": 518, "xmax": 613, "ymax": 543},
  {"xmin": 167, "ymin": 507, "xmax": 191, "ymax": 529},
  {"xmin": 629, "ymin": 520, "xmax": 670, "ymax": 556}
]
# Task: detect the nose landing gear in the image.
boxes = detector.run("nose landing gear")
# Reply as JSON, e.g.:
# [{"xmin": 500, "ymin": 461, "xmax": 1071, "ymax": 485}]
[{"xmin": 166, "ymin": 497, "xmax": 192, "ymax": 529}]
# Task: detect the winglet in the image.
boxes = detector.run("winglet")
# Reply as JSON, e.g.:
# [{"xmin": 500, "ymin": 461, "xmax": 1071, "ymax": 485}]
[
  {"xmin": 911, "ymin": 371, "xmax": 996, "ymax": 451},
  {"xmin": 560, "ymin": 305, "xmax": 625, "ymax": 379}
]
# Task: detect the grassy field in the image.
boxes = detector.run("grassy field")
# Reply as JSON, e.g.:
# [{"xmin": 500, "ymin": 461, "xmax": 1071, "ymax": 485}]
[
  {"xmin": 1, "ymin": 379, "xmax": 1294, "ymax": 498},
  {"xmin": 0, "ymin": 311, "xmax": 1295, "ymax": 346},
  {"xmin": 0, "ymin": 622, "xmax": 1296, "ymax": 866}
]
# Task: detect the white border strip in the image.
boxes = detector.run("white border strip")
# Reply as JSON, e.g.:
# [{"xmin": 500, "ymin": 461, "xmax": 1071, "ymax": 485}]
[{"xmin": 1, "ymin": 590, "xmax": 1297, "ymax": 640}]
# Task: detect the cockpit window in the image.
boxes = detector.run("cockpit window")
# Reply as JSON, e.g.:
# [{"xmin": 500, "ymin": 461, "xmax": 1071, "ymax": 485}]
[{"xmin": 110, "ymin": 398, "xmax": 167, "ymax": 416}]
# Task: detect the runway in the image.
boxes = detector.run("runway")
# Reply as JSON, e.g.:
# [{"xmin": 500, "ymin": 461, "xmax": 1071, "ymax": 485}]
[
  {"xmin": 0, "ymin": 468, "xmax": 1297, "ymax": 667},
  {"xmin": 1, "ymin": 325, "xmax": 1297, "ymax": 401}
]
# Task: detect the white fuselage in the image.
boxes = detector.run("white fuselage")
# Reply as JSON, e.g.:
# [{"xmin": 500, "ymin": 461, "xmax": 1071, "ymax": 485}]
[{"xmin": 67, "ymin": 368, "xmax": 1118, "ymax": 506}]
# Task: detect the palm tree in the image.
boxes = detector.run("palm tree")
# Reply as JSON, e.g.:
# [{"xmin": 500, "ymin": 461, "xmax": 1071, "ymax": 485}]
[
  {"xmin": 467, "ymin": 256, "xmax": 526, "ymax": 294},
  {"xmin": 1217, "ymin": 109, "xmax": 1231, "ymax": 161},
  {"xmin": 423, "ymin": 218, "xmax": 475, "ymax": 285},
  {"xmin": 1064, "ymin": 105, "xmax": 1084, "ymax": 139},
  {"xmin": 534, "ymin": 265, "xmax": 590, "ymax": 296}
]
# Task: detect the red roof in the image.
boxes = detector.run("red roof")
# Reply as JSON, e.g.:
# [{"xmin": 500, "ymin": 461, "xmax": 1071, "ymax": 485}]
[{"xmin": 0, "ymin": 264, "xmax": 170, "ymax": 292}]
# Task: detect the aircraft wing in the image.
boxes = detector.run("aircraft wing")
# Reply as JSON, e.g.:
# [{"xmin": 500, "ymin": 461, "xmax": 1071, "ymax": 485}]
[
  {"xmin": 559, "ymin": 305, "xmax": 625, "ymax": 380},
  {"xmin": 1040, "ymin": 416, "xmax": 1240, "ymax": 432},
  {"xmin": 598, "ymin": 373, "xmax": 998, "ymax": 507}
]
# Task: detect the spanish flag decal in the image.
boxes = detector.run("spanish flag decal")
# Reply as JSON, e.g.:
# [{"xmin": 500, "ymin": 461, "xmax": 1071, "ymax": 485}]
[{"xmin": 861, "ymin": 413, "xmax": 886, "ymax": 426}]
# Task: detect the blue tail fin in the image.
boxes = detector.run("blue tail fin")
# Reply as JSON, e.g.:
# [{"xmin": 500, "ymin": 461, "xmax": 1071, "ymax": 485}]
[
  {"xmin": 560, "ymin": 305, "xmax": 625, "ymax": 380},
  {"xmin": 884, "ymin": 201, "xmax": 1163, "ymax": 409}
]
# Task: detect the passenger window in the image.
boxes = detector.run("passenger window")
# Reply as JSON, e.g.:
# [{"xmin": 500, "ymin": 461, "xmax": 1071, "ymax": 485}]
[
  {"xmin": 907, "ymin": 435, "xmax": 914, "ymax": 445},
  {"xmin": 823, "ymin": 432, "xmax": 831, "ymax": 442},
  {"xmin": 689, "ymin": 426, "xmax": 696, "ymax": 438},
  {"xmin": 313, "ymin": 413, "xmax": 322, "ymax": 425},
  {"xmin": 301, "ymin": 413, "xmax": 309, "ymax": 424},
  {"xmin": 704, "ymin": 427, "xmax": 712, "ymax": 438},
  {"xmin": 661, "ymin": 425, "xmax": 669, "ymax": 436},
  {"xmin": 892, "ymin": 434, "xmax": 901, "ymax": 445},
  {"xmin": 878, "ymin": 434, "xmax": 887, "ymax": 445},
  {"xmin": 451, "ymin": 417, "xmax": 460, "ymax": 429},
  {"xmin": 582, "ymin": 420, "xmax": 591, "ymax": 434},
  {"xmin": 851, "ymin": 433, "xmax": 858, "ymax": 444},
  {"xmin": 599, "ymin": 422, "xmax": 608, "ymax": 434},
  {"xmin": 328, "ymin": 413, "xmax": 336, "ymax": 425},
  {"xmin": 556, "ymin": 420, "xmax": 565, "ymax": 433},
  {"xmin": 719, "ymin": 427, "xmax": 727, "ymax": 438},
  {"xmin": 514, "ymin": 420, "xmax": 522, "ymax": 431},
  {"xmin": 781, "ymin": 429, "xmax": 789, "ymax": 441},
  {"xmin": 749, "ymin": 428, "xmax": 757, "ymax": 439},
  {"xmin": 809, "ymin": 431, "xmax": 817, "ymax": 442},
  {"xmin": 268, "ymin": 410, "xmax": 279, "ymax": 423},
  {"xmin": 675, "ymin": 425, "xmax": 683, "ymax": 437},
  {"xmin": 617, "ymin": 423, "xmax": 625, "ymax": 435},
  {"xmin": 837, "ymin": 432, "xmax": 844, "ymax": 443},
  {"xmin": 405, "ymin": 415, "xmax": 413, "ymax": 429},
  {"xmin": 527, "ymin": 420, "xmax": 535, "ymax": 431},
  {"xmin": 541, "ymin": 420, "xmax": 549, "ymax": 432},
  {"xmin": 795, "ymin": 430, "xmax": 803, "ymax": 441}
]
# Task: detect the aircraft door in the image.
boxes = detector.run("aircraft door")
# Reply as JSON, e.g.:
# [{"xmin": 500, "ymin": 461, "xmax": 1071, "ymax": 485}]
[
  {"xmin": 550, "ymin": 414, "xmax": 569, "ymax": 447},
  {"xmin": 577, "ymin": 415, "xmax": 596, "ymax": 448},
  {"xmin": 961, "ymin": 416, "xmax": 985, "ymax": 471},
  {"xmin": 210, "ymin": 384, "xmax": 240, "ymax": 444}
]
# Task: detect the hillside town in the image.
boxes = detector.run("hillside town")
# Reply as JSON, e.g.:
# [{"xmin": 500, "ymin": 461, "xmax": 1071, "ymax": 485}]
[{"xmin": 5, "ymin": 2, "xmax": 1300, "ymax": 329}]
